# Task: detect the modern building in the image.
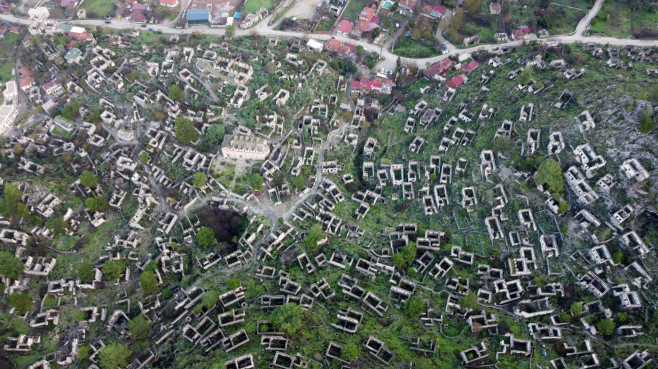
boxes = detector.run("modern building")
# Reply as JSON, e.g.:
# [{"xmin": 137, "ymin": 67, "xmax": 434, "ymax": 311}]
[
  {"xmin": 186, "ymin": 8, "xmax": 210, "ymax": 24},
  {"xmin": 0, "ymin": 104, "xmax": 18, "ymax": 136}
]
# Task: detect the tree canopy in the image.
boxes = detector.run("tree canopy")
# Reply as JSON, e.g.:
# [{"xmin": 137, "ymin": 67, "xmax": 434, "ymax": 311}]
[
  {"xmin": 303, "ymin": 223, "xmax": 324, "ymax": 252},
  {"xmin": 0, "ymin": 251, "xmax": 24, "ymax": 279},
  {"xmin": 341, "ymin": 342, "xmax": 358, "ymax": 362},
  {"xmin": 168, "ymin": 84, "xmax": 183, "ymax": 101},
  {"xmin": 249, "ymin": 174, "xmax": 264, "ymax": 191},
  {"xmin": 140, "ymin": 270, "xmax": 158, "ymax": 294},
  {"xmin": 45, "ymin": 216, "xmax": 69, "ymax": 236},
  {"xmin": 0, "ymin": 183, "xmax": 30, "ymax": 220},
  {"xmin": 597, "ymin": 318, "xmax": 615, "ymax": 336},
  {"xmin": 174, "ymin": 116, "xmax": 198, "ymax": 144},
  {"xmin": 99, "ymin": 342, "xmax": 132, "ymax": 369},
  {"xmin": 9, "ymin": 292, "xmax": 32, "ymax": 315},
  {"xmin": 205, "ymin": 124, "xmax": 225, "ymax": 144},
  {"xmin": 405, "ymin": 295, "xmax": 426, "ymax": 318},
  {"xmin": 103, "ymin": 260, "xmax": 126, "ymax": 282},
  {"xmin": 393, "ymin": 242, "xmax": 417, "ymax": 269},
  {"xmin": 77, "ymin": 261, "xmax": 96, "ymax": 283},
  {"xmin": 196, "ymin": 226, "xmax": 216, "ymax": 248},
  {"xmin": 192, "ymin": 172, "xmax": 207, "ymax": 189},
  {"xmin": 570, "ymin": 302, "xmax": 583, "ymax": 316},
  {"xmin": 493, "ymin": 135, "xmax": 511, "ymax": 153},
  {"xmin": 535, "ymin": 158, "xmax": 564, "ymax": 194},
  {"xmin": 271, "ymin": 303, "xmax": 303, "ymax": 335},
  {"xmin": 127, "ymin": 315, "xmax": 152, "ymax": 340},
  {"xmin": 202, "ymin": 290, "xmax": 219, "ymax": 309},
  {"xmin": 79, "ymin": 170, "xmax": 99, "ymax": 188},
  {"xmin": 86, "ymin": 195, "xmax": 109, "ymax": 212}
]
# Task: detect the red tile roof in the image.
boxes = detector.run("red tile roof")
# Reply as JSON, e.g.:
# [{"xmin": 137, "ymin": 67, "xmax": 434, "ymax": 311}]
[
  {"xmin": 464, "ymin": 60, "xmax": 479, "ymax": 73},
  {"xmin": 446, "ymin": 75, "xmax": 464, "ymax": 88},
  {"xmin": 336, "ymin": 20, "xmax": 354, "ymax": 34},
  {"xmin": 423, "ymin": 58, "xmax": 455, "ymax": 79}
]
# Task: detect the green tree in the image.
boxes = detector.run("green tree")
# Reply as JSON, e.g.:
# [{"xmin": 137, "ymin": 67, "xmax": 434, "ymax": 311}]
[
  {"xmin": 9, "ymin": 292, "xmax": 32, "ymax": 315},
  {"xmin": 168, "ymin": 84, "xmax": 183, "ymax": 101},
  {"xmin": 518, "ymin": 65, "xmax": 534, "ymax": 85},
  {"xmin": 61, "ymin": 101, "xmax": 81, "ymax": 120},
  {"xmin": 86, "ymin": 195, "xmax": 109, "ymax": 212},
  {"xmin": 127, "ymin": 315, "xmax": 152, "ymax": 340},
  {"xmin": 78, "ymin": 346, "xmax": 92, "ymax": 360},
  {"xmin": 205, "ymin": 124, "xmax": 225, "ymax": 144},
  {"xmin": 558, "ymin": 199, "xmax": 569, "ymax": 215},
  {"xmin": 639, "ymin": 115, "xmax": 654, "ymax": 133},
  {"xmin": 140, "ymin": 152, "xmax": 149, "ymax": 163},
  {"xmin": 140, "ymin": 270, "xmax": 158, "ymax": 294},
  {"xmin": 174, "ymin": 116, "xmax": 198, "ymax": 144},
  {"xmin": 405, "ymin": 295, "xmax": 426, "ymax": 317},
  {"xmin": 99, "ymin": 342, "xmax": 132, "ymax": 369},
  {"xmin": 570, "ymin": 302, "xmax": 583, "ymax": 316},
  {"xmin": 45, "ymin": 216, "xmax": 69, "ymax": 236},
  {"xmin": 228, "ymin": 278, "xmax": 241, "ymax": 290},
  {"xmin": 463, "ymin": 0, "xmax": 482, "ymax": 13},
  {"xmin": 192, "ymin": 172, "xmax": 207, "ymax": 188},
  {"xmin": 0, "ymin": 251, "xmax": 24, "ymax": 279},
  {"xmin": 341, "ymin": 342, "xmax": 358, "ymax": 362},
  {"xmin": 0, "ymin": 183, "xmax": 30, "ymax": 220},
  {"xmin": 293, "ymin": 175, "xmax": 307, "ymax": 190},
  {"xmin": 612, "ymin": 251, "xmax": 623, "ymax": 264},
  {"xmin": 225, "ymin": 24, "xmax": 235, "ymax": 37},
  {"xmin": 249, "ymin": 174, "xmax": 264, "ymax": 191},
  {"xmin": 597, "ymin": 318, "xmax": 615, "ymax": 336},
  {"xmin": 103, "ymin": 260, "xmax": 126, "ymax": 282},
  {"xmin": 202, "ymin": 290, "xmax": 219, "ymax": 309},
  {"xmin": 493, "ymin": 135, "xmax": 511, "ymax": 153},
  {"xmin": 77, "ymin": 261, "xmax": 96, "ymax": 283},
  {"xmin": 371, "ymin": 27, "xmax": 381, "ymax": 38},
  {"xmin": 303, "ymin": 223, "xmax": 324, "ymax": 252},
  {"xmin": 196, "ymin": 226, "xmax": 216, "ymax": 248},
  {"xmin": 535, "ymin": 158, "xmax": 564, "ymax": 194},
  {"xmin": 558, "ymin": 312, "xmax": 571, "ymax": 323},
  {"xmin": 271, "ymin": 303, "xmax": 303, "ymax": 335},
  {"xmin": 460, "ymin": 291, "xmax": 478, "ymax": 310},
  {"xmin": 79, "ymin": 170, "xmax": 98, "ymax": 188},
  {"xmin": 393, "ymin": 242, "xmax": 416, "ymax": 269}
]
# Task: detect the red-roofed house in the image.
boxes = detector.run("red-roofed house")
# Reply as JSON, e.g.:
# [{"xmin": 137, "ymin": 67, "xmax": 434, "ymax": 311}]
[
  {"xmin": 398, "ymin": 0, "xmax": 417, "ymax": 13},
  {"xmin": 336, "ymin": 20, "xmax": 354, "ymax": 36},
  {"xmin": 42, "ymin": 79, "xmax": 63, "ymax": 96},
  {"xmin": 352, "ymin": 76, "xmax": 393, "ymax": 95},
  {"xmin": 325, "ymin": 38, "xmax": 342, "ymax": 52},
  {"xmin": 60, "ymin": 0, "xmax": 78, "ymax": 7},
  {"xmin": 68, "ymin": 31, "xmax": 94, "ymax": 42},
  {"xmin": 0, "ymin": 6, "xmax": 10, "ymax": 14},
  {"xmin": 19, "ymin": 76, "xmax": 34, "ymax": 92},
  {"xmin": 131, "ymin": 10, "xmax": 147, "ymax": 23},
  {"xmin": 352, "ymin": 19, "xmax": 378, "ymax": 37},
  {"xmin": 420, "ymin": 4, "xmax": 446, "ymax": 19},
  {"xmin": 337, "ymin": 43, "xmax": 356, "ymax": 59},
  {"xmin": 359, "ymin": 6, "xmax": 376, "ymax": 21},
  {"xmin": 463, "ymin": 60, "xmax": 479, "ymax": 74},
  {"xmin": 132, "ymin": 2, "xmax": 149, "ymax": 11},
  {"xmin": 159, "ymin": 0, "xmax": 179, "ymax": 6},
  {"xmin": 423, "ymin": 58, "xmax": 456, "ymax": 80},
  {"xmin": 446, "ymin": 75, "xmax": 464, "ymax": 89},
  {"xmin": 511, "ymin": 26, "xmax": 531, "ymax": 40}
]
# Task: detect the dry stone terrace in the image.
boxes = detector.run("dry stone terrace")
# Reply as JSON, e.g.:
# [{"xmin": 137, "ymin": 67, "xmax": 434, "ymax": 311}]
[{"xmin": 0, "ymin": 17, "xmax": 657, "ymax": 369}]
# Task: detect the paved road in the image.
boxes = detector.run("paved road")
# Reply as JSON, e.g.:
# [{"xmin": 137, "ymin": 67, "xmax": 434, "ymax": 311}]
[{"xmin": 3, "ymin": 0, "xmax": 658, "ymax": 70}]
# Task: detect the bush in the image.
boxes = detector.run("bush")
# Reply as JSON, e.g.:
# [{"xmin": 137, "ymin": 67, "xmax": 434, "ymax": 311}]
[
  {"xmin": 404, "ymin": 295, "xmax": 425, "ymax": 317},
  {"xmin": 174, "ymin": 116, "xmax": 199, "ymax": 144},
  {"xmin": 99, "ymin": 343, "xmax": 132, "ymax": 369},
  {"xmin": 570, "ymin": 302, "xmax": 583, "ymax": 316},
  {"xmin": 9, "ymin": 292, "xmax": 32, "ymax": 315},
  {"xmin": 103, "ymin": 260, "xmax": 126, "ymax": 282},
  {"xmin": 196, "ymin": 226, "xmax": 216, "ymax": 248},
  {"xmin": 127, "ymin": 315, "xmax": 152, "ymax": 340},
  {"xmin": 639, "ymin": 115, "xmax": 654, "ymax": 133},
  {"xmin": 341, "ymin": 342, "xmax": 358, "ymax": 362},
  {"xmin": 79, "ymin": 170, "xmax": 98, "ymax": 188},
  {"xmin": 535, "ymin": 158, "xmax": 564, "ymax": 194},
  {"xmin": 393, "ymin": 242, "xmax": 416, "ymax": 269},
  {"xmin": 597, "ymin": 318, "xmax": 615, "ymax": 336},
  {"xmin": 0, "ymin": 251, "xmax": 24, "ymax": 279},
  {"xmin": 86, "ymin": 195, "xmax": 108, "ymax": 212},
  {"xmin": 192, "ymin": 172, "xmax": 207, "ymax": 189},
  {"xmin": 271, "ymin": 303, "xmax": 303, "ymax": 335},
  {"xmin": 78, "ymin": 346, "xmax": 92, "ymax": 360},
  {"xmin": 140, "ymin": 270, "xmax": 158, "ymax": 294},
  {"xmin": 78, "ymin": 262, "xmax": 96, "ymax": 283}
]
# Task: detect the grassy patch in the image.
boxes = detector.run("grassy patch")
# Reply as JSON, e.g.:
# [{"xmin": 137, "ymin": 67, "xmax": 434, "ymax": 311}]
[
  {"xmin": 588, "ymin": 0, "xmax": 658, "ymax": 38},
  {"xmin": 340, "ymin": 0, "xmax": 367, "ymax": 23},
  {"xmin": 392, "ymin": 36, "xmax": 438, "ymax": 58},
  {"xmin": 271, "ymin": 1, "xmax": 294, "ymax": 24},
  {"xmin": 80, "ymin": 0, "xmax": 115, "ymax": 17},
  {"xmin": 52, "ymin": 127, "xmax": 74, "ymax": 138},
  {"xmin": 243, "ymin": 0, "xmax": 274, "ymax": 13}
]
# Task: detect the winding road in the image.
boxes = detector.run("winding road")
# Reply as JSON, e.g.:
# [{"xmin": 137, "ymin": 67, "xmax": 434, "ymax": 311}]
[{"xmin": 2, "ymin": 0, "xmax": 658, "ymax": 70}]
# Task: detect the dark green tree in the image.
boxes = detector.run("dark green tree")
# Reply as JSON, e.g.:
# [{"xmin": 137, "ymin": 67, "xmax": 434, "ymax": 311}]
[
  {"xmin": 493, "ymin": 135, "xmax": 511, "ymax": 153},
  {"xmin": 127, "ymin": 315, "xmax": 152, "ymax": 340},
  {"xmin": 103, "ymin": 260, "xmax": 126, "ymax": 282},
  {"xmin": 0, "ymin": 183, "xmax": 30, "ymax": 220},
  {"xmin": 535, "ymin": 158, "xmax": 564, "ymax": 194},
  {"xmin": 192, "ymin": 172, "xmax": 207, "ymax": 189},
  {"xmin": 597, "ymin": 318, "xmax": 615, "ymax": 336},
  {"xmin": 341, "ymin": 342, "xmax": 358, "ymax": 362},
  {"xmin": 202, "ymin": 290, "xmax": 219, "ymax": 309},
  {"xmin": 570, "ymin": 302, "xmax": 583, "ymax": 316},
  {"xmin": 45, "ymin": 216, "xmax": 69, "ymax": 236},
  {"xmin": 303, "ymin": 223, "xmax": 324, "ymax": 252},
  {"xmin": 9, "ymin": 292, "xmax": 32, "ymax": 315},
  {"xmin": 168, "ymin": 84, "xmax": 183, "ymax": 101},
  {"xmin": 77, "ymin": 261, "xmax": 96, "ymax": 283},
  {"xmin": 393, "ymin": 242, "xmax": 416, "ymax": 269},
  {"xmin": 205, "ymin": 124, "xmax": 225, "ymax": 144},
  {"xmin": 271, "ymin": 303, "xmax": 303, "ymax": 335},
  {"xmin": 140, "ymin": 270, "xmax": 158, "ymax": 294},
  {"xmin": 99, "ymin": 343, "xmax": 132, "ymax": 369},
  {"xmin": 79, "ymin": 170, "xmax": 98, "ymax": 188},
  {"xmin": 86, "ymin": 195, "xmax": 109, "ymax": 212},
  {"xmin": 174, "ymin": 116, "xmax": 199, "ymax": 144},
  {"xmin": 405, "ymin": 295, "xmax": 426, "ymax": 317},
  {"xmin": 0, "ymin": 251, "xmax": 24, "ymax": 279},
  {"xmin": 196, "ymin": 226, "xmax": 216, "ymax": 248}
]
